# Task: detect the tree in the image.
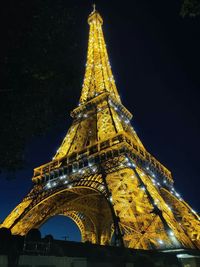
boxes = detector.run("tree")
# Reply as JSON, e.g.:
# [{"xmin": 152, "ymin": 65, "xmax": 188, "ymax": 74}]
[
  {"xmin": 0, "ymin": 227, "xmax": 12, "ymax": 252},
  {"xmin": 0, "ymin": 1, "xmax": 81, "ymax": 174},
  {"xmin": 43, "ymin": 234, "xmax": 54, "ymax": 243},
  {"xmin": 0, "ymin": 228, "xmax": 22, "ymax": 267},
  {"xmin": 181, "ymin": 0, "xmax": 200, "ymax": 17},
  {"xmin": 26, "ymin": 228, "xmax": 41, "ymax": 241}
]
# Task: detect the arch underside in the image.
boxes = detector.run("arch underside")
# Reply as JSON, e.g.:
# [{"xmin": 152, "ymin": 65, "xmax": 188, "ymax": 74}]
[
  {"xmin": 2, "ymin": 166, "xmax": 200, "ymax": 249},
  {"xmin": 6, "ymin": 187, "xmax": 113, "ymax": 245}
]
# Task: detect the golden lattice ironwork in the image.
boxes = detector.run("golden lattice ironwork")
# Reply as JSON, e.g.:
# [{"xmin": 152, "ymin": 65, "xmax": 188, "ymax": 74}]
[{"xmin": 1, "ymin": 7, "xmax": 200, "ymax": 250}]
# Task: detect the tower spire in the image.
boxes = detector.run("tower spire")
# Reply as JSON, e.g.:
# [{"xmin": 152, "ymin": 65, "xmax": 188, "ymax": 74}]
[
  {"xmin": 79, "ymin": 8, "xmax": 121, "ymax": 104},
  {"xmin": 93, "ymin": 3, "xmax": 96, "ymax": 12}
]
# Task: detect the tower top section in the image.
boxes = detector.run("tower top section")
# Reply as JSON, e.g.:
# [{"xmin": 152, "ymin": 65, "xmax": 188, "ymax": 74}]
[
  {"xmin": 79, "ymin": 7, "xmax": 121, "ymax": 104},
  {"xmin": 88, "ymin": 4, "xmax": 103, "ymax": 25}
]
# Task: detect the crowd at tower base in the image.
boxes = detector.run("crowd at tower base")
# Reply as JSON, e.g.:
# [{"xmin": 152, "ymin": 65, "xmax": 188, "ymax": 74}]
[{"xmin": 0, "ymin": 228, "xmax": 200, "ymax": 267}]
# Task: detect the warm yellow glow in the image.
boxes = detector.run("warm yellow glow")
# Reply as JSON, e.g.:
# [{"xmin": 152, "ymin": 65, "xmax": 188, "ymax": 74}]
[
  {"xmin": 80, "ymin": 10, "xmax": 121, "ymax": 104},
  {"xmin": 1, "ymin": 8, "xmax": 200, "ymax": 250}
]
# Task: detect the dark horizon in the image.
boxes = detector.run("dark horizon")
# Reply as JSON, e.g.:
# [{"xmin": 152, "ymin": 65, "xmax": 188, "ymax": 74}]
[{"xmin": 0, "ymin": 0, "xmax": 200, "ymax": 241}]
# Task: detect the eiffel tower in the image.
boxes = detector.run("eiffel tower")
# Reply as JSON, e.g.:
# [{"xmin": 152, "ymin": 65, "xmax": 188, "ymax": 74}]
[{"xmin": 2, "ymin": 6, "xmax": 200, "ymax": 250}]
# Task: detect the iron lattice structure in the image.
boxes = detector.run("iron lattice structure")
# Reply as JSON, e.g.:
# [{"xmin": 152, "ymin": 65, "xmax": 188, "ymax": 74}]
[{"xmin": 2, "ymin": 8, "xmax": 200, "ymax": 250}]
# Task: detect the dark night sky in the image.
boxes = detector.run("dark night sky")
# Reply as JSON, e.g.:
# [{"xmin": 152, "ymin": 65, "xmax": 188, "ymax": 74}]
[{"xmin": 0, "ymin": 0, "xmax": 200, "ymax": 241}]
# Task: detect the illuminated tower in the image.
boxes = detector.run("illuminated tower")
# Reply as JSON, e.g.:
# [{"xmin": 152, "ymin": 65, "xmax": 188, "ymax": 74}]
[{"xmin": 2, "ymin": 7, "xmax": 200, "ymax": 249}]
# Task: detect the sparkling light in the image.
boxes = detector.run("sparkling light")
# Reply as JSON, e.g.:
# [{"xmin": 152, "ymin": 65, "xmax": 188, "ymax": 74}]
[{"xmin": 169, "ymin": 230, "xmax": 174, "ymax": 237}]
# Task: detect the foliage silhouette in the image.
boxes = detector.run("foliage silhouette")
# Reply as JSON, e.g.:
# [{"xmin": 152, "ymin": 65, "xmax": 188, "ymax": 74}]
[
  {"xmin": 181, "ymin": 0, "xmax": 200, "ymax": 17},
  {"xmin": 0, "ymin": 1, "xmax": 81, "ymax": 174},
  {"xmin": 26, "ymin": 228, "xmax": 41, "ymax": 241}
]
